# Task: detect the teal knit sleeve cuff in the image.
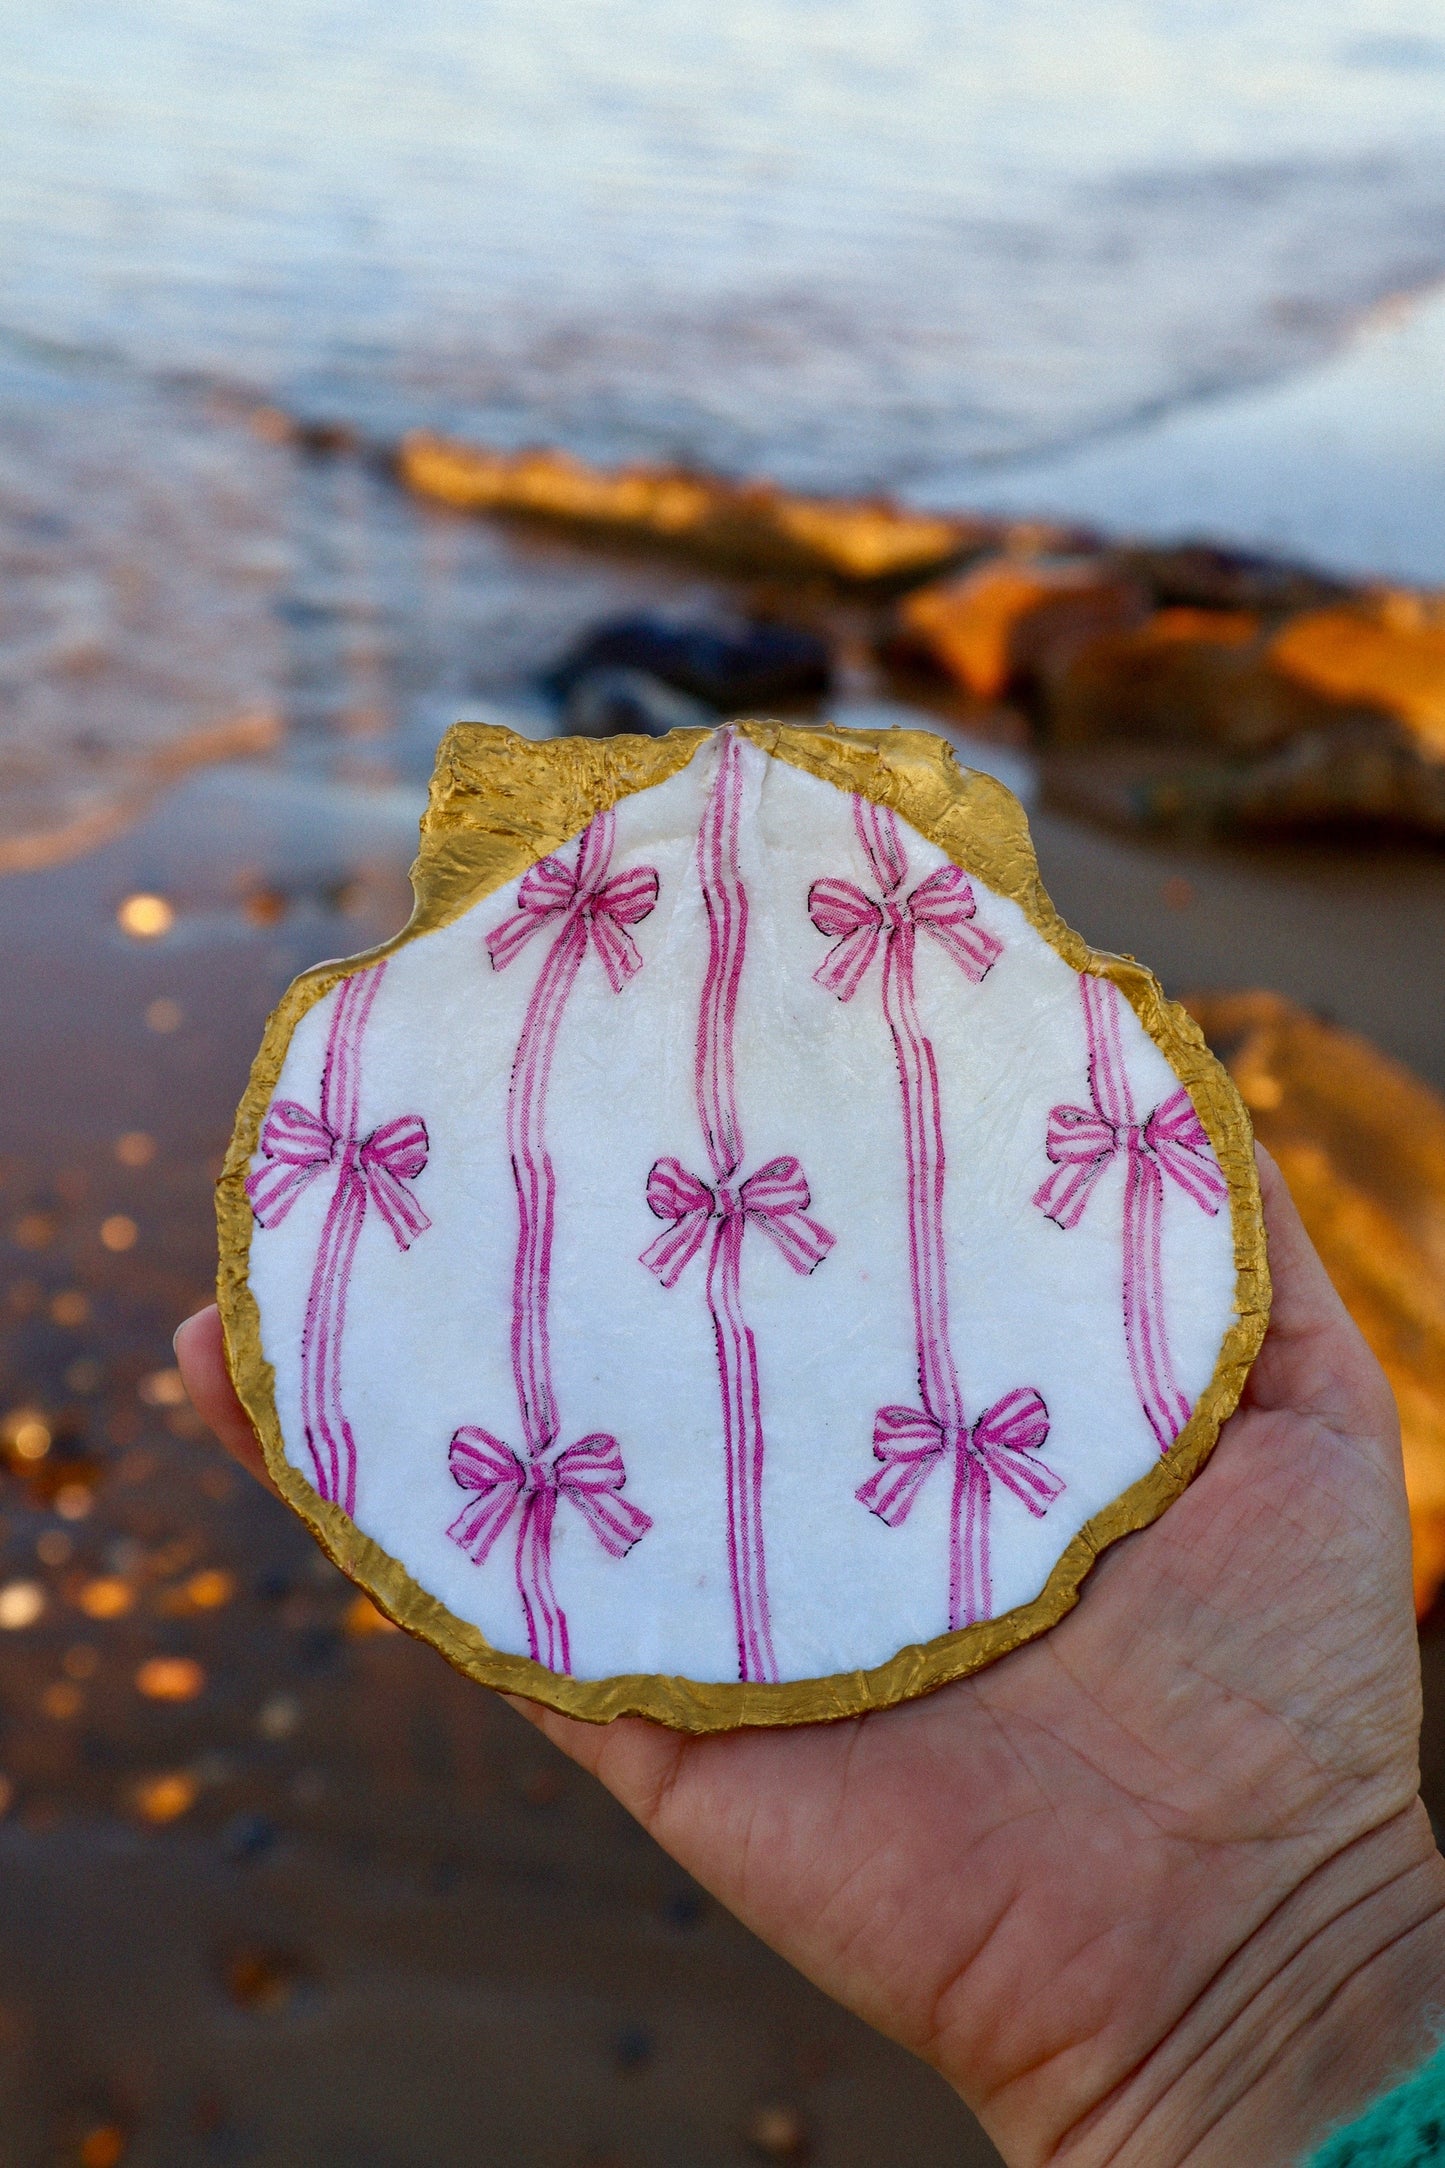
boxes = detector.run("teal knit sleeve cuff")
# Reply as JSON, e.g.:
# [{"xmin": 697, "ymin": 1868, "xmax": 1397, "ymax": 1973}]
[{"xmin": 1308, "ymin": 2042, "xmax": 1445, "ymax": 2164}]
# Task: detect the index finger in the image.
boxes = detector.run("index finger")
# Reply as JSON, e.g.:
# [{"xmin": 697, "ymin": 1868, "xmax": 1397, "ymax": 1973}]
[{"xmin": 173, "ymin": 1305, "xmax": 280, "ymax": 1497}]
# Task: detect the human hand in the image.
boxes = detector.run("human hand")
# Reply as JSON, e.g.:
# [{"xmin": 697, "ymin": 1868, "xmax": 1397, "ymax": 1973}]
[{"xmin": 177, "ymin": 1148, "xmax": 1445, "ymax": 2166}]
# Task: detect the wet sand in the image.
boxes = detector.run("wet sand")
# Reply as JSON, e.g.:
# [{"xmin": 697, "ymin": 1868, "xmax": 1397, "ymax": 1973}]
[
  {"xmin": 1, "ymin": 512, "xmax": 1444, "ymax": 2162},
  {"xmin": 0, "ymin": 676, "xmax": 1006, "ymax": 2161}
]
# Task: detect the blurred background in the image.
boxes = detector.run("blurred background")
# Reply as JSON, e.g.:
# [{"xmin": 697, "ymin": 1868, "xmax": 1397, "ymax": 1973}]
[{"xmin": 2, "ymin": 3, "xmax": 1444, "ymax": 2162}]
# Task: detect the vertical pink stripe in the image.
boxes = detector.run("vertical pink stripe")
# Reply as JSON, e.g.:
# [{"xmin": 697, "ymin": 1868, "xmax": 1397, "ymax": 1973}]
[
  {"xmin": 320, "ymin": 964, "xmax": 383, "ymax": 1142},
  {"xmin": 696, "ymin": 734, "xmax": 747, "ymax": 1182},
  {"xmin": 507, "ymin": 915, "xmax": 589, "ymax": 1457},
  {"xmin": 846, "ymin": 795, "xmax": 1046, "ymax": 1631},
  {"xmin": 694, "ymin": 734, "xmax": 778, "ymax": 1684},
  {"xmin": 298, "ymin": 964, "xmax": 387, "ymax": 1513},
  {"xmin": 817, "ymin": 799, "xmax": 1063, "ymax": 1631},
  {"xmin": 463, "ymin": 807, "xmax": 655, "ymax": 1671},
  {"xmin": 301, "ymin": 1173, "xmax": 365, "ymax": 1511},
  {"xmin": 1077, "ymin": 976, "xmax": 1192, "ymax": 1452},
  {"xmin": 1083, "ymin": 972, "xmax": 1136, "ymax": 1132},
  {"xmin": 1123, "ymin": 1140, "xmax": 1190, "ymax": 1449},
  {"xmin": 880, "ymin": 928, "xmax": 966, "ymax": 1433},
  {"xmin": 706, "ymin": 1214, "xmax": 777, "ymax": 1683},
  {"xmin": 643, "ymin": 737, "xmax": 832, "ymax": 1678},
  {"xmin": 952, "ymin": 1455, "xmax": 991, "ymax": 1633},
  {"xmin": 517, "ymin": 1491, "xmax": 569, "ymax": 1675},
  {"xmin": 505, "ymin": 813, "xmax": 608, "ymax": 1653},
  {"xmin": 855, "ymin": 797, "xmax": 974, "ymax": 1609},
  {"xmin": 255, "ymin": 959, "xmax": 430, "ymax": 1513}
]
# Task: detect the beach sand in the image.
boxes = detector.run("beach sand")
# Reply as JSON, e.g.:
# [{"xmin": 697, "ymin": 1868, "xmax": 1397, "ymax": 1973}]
[{"xmin": 1, "ymin": 621, "xmax": 1443, "ymax": 2158}]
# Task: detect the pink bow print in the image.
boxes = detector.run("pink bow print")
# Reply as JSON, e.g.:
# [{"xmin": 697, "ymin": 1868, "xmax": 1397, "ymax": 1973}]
[
  {"xmin": 448, "ymin": 1425, "xmax": 651, "ymax": 1674},
  {"xmin": 639, "ymin": 1154, "xmax": 835, "ymax": 1287},
  {"xmin": 246, "ymin": 962, "xmax": 430, "ymax": 1516},
  {"xmin": 1034, "ymin": 1087, "xmax": 1228, "ymax": 1230},
  {"xmin": 453, "ymin": 810, "xmax": 657, "ymax": 1676},
  {"xmin": 448, "ymin": 1426, "xmax": 652, "ymax": 1563},
  {"xmin": 487, "ymin": 835, "xmax": 660, "ymax": 991},
  {"xmin": 1034, "ymin": 975, "xmax": 1227, "ymax": 1452},
  {"xmin": 247, "ymin": 1101, "xmax": 431, "ymax": 1247},
  {"xmin": 858, "ymin": 1388, "xmax": 1061, "ymax": 1632},
  {"xmin": 809, "ymin": 862, "xmax": 1000, "ymax": 1001},
  {"xmin": 859, "ymin": 1390, "xmax": 1061, "ymax": 1523}
]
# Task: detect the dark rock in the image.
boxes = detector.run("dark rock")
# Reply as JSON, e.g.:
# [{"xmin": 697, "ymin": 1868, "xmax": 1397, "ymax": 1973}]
[
  {"xmin": 1042, "ymin": 591, "xmax": 1445, "ymax": 837},
  {"xmin": 1047, "ymin": 609, "xmax": 1290, "ymax": 753},
  {"xmin": 562, "ymin": 668, "xmax": 714, "ymax": 739},
  {"xmin": 1181, "ymin": 990, "xmax": 1445, "ymax": 1615},
  {"xmin": 252, "ymin": 407, "xmax": 357, "ymax": 458},
  {"xmin": 1116, "ymin": 541, "xmax": 1350, "ymax": 616},
  {"xmin": 896, "ymin": 557, "xmax": 1149, "ymax": 702},
  {"xmin": 1268, "ymin": 597, "xmax": 1445, "ymax": 750},
  {"xmin": 546, "ymin": 616, "xmax": 831, "ymax": 713},
  {"xmin": 1043, "ymin": 726, "xmax": 1445, "ymax": 838},
  {"xmin": 400, "ymin": 433, "xmax": 980, "ymax": 584}
]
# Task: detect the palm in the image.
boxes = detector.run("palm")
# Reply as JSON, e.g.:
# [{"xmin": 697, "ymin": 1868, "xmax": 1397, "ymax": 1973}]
[{"xmin": 178, "ymin": 1152, "xmax": 1427, "ymax": 2166}]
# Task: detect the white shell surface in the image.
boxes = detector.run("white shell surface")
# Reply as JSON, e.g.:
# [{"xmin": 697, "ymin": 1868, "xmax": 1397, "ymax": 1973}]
[{"xmin": 248, "ymin": 735, "xmax": 1237, "ymax": 1684}]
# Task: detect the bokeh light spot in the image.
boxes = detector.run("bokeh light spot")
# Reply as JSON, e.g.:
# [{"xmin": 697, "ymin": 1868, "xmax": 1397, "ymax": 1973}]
[
  {"xmin": 184, "ymin": 1569, "xmax": 234, "ymax": 1610},
  {"xmin": 79, "ymin": 2126, "xmax": 127, "ymax": 2168},
  {"xmin": 132, "ymin": 1771, "xmax": 197, "ymax": 1823},
  {"xmin": 138, "ymin": 1367, "xmax": 186, "ymax": 1408},
  {"xmin": 344, "ymin": 1593, "xmax": 399, "ymax": 1636},
  {"xmin": 78, "ymin": 1577, "xmax": 133, "ymax": 1620},
  {"xmin": 0, "ymin": 1581, "xmax": 45, "ymax": 1629},
  {"xmin": 117, "ymin": 893, "xmax": 174, "ymax": 938},
  {"xmin": 4, "ymin": 1408, "xmax": 52, "ymax": 1460},
  {"xmin": 135, "ymin": 1656, "xmax": 205, "ymax": 1701}
]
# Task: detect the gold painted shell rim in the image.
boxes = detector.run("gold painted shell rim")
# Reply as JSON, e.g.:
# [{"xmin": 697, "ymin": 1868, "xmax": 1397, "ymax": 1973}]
[{"xmin": 215, "ymin": 721, "xmax": 1270, "ymax": 1731}]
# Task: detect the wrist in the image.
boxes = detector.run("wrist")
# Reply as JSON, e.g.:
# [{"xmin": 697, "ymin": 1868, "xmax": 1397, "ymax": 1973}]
[{"xmin": 1057, "ymin": 1803, "xmax": 1445, "ymax": 2168}]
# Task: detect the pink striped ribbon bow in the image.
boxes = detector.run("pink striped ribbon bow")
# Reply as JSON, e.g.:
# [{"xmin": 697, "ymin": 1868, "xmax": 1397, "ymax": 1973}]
[
  {"xmin": 642, "ymin": 730, "xmax": 834, "ymax": 1684},
  {"xmin": 810, "ymin": 795, "xmax": 1062, "ymax": 1632},
  {"xmin": 809, "ymin": 857, "xmax": 1000, "ymax": 1000},
  {"xmin": 449, "ymin": 1427, "xmax": 651, "ymax": 1669},
  {"xmin": 486, "ymin": 829, "xmax": 659, "ymax": 988},
  {"xmin": 1034, "ymin": 975, "xmax": 1227, "ymax": 1451},
  {"xmin": 448, "ymin": 809, "xmax": 656, "ymax": 1675},
  {"xmin": 640, "ymin": 1156, "xmax": 834, "ymax": 1288},
  {"xmin": 247, "ymin": 963, "xmax": 431, "ymax": 1515},
  {"xmin": 858, "ymin": 1389, "xmax": 1063, "ymax": 1630}
]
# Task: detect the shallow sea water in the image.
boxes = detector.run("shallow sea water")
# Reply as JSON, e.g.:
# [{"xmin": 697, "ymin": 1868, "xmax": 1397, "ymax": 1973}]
[{"xmin": 4, "ymin": 0, "xmax": 1445, "ymax": 846}]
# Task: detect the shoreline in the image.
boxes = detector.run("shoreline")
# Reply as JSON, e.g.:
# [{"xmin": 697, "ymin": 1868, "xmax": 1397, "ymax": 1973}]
[
  {"xmin": 916, "ymin": 283, "xmax": 1445, "ymax": 589},
  {"xmin": 5, "ymin": 343, "xmax": 1445, "ymax": 876}
]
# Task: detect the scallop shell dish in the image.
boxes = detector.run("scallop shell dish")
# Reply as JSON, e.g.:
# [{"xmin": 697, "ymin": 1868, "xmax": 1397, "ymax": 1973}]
[{"xmin": 219, "ymin": 723, "xmax": 1267, "ymax": 1729}]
